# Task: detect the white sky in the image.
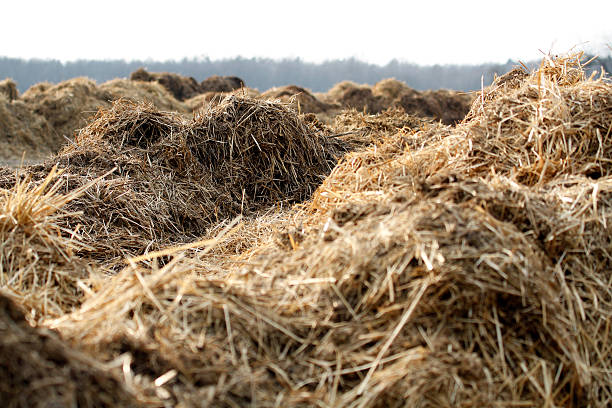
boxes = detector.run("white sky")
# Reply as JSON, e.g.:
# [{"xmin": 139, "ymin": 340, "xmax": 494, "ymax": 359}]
[{"xmin": 2, "ymin": 0, "xmax": 611, "ymax": 66}]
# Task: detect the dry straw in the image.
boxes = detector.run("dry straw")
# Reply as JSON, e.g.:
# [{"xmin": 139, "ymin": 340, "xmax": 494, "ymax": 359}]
[{"xmin": 0, "ymin": 53, "xmax": 610, "ymax": 407}]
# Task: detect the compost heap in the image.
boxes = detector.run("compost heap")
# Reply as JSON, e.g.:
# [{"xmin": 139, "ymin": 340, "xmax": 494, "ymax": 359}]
[
  {"xmin": 0, "ymin": 53, "xmax": 610, "ymax": 407},
  {"xmin": 0, "ymin": 77, "xmax": 190, "ymax": 162},
  {"xmin": 130, "ymin": 68, "xmax": 245, "ymax": 101},
  {"xmin": 324, "ymin": 79, "xmax": 474, "ymax": 125}
]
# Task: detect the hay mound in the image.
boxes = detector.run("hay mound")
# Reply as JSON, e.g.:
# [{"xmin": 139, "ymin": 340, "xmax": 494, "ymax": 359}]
[
  {"xmin": 371, "ymin": 78, "xmax": 415, "ymax": 100},
  {"xmin": 188, "ymin": 95, "xmax": 344, "ymax": 204},
  {"xmin": 0, "ymin": 93, "xmax": 57, "ymax": 161},
  {"xmin": 200, "ymin": 74, "xmax": 245, "ymax": 93},
  {"xmin": 100, "ymin": 78, "xmax": 189, "ymax": 113},
  {"xmin": 0, "ymin": 293, "xmax": 140, "ymax": 407},
  {"xmin": 303, "ymin": 53, "xmax": 612, "ymax": 405},
  {"xmin": 21, "ymin": 77, "xmax": 112, "ymax": 140},
  {"xmin": 394, "ymin": 88, "xmax": 473, "ymax": 125},
  {"xmin": 130, "ymin": 68, "xmax": 202, "ymax": 101},
  {"xmin": 14, "ymin": 96, "xmax": 344, "ymax": 267},
  {"xmin": 14, "ymin": 77, "xmax": 189, "ymax": 158},
  {"xmin": 414, "ymin": 53, "xmax": 612, "ymax": 184},
  {"xmin": 184, "ymin": 87, "xmax": 261, "ymax": 112},
  {"xmin": 0, "ymin": 78, "xmax": 18, "ymax": 101},
  {"xmin": 326, "ymin": 80, "xmax": 387, "ymax": 114},
  {"xmin": 325, "ymin": 79, "xmax": 474, "ymax": 125},
  {"xmin": 3, "ymin": 53, "xmax": 610, "ymax": 407},
  {"xmin": 261, "ymin": 85, "xmax": 339, "ymax": 114},
  {"xmin": 49, "ymin": 173, "xmax": 611, "ymax": 406}
]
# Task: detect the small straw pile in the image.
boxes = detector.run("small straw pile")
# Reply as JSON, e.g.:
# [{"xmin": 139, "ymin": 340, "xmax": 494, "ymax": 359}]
[
  {"xmin": 0, "ymin": 53, "xmax": 610, "ymax": 407},
  {"xmin": 189, "ymin": 96, "xmax": 343, "ymax": 205}
]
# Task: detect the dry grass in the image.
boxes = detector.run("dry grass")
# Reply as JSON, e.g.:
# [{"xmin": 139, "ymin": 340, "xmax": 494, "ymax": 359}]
[{"xmin": 0, "ymin": 53, "xmax": 610, "ymax": 407}]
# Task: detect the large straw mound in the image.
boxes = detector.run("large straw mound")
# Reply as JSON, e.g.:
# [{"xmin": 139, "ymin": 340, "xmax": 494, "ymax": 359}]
[
  {"xmin": 47, "ymin": 174, "xmax": 610, "ymax": 406},
  {"xmin": 7, "ymin": 96, "xmax": 344, "ymax": 270},
  {"xmin": 1, "ymin": 53, "xmax": 610, "ymax": 407},
  {"xmin": 303, "ymin": 53, "xmax": 612, "ymax": 405}
]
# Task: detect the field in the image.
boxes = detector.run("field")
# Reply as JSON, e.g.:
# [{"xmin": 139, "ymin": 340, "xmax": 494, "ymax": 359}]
[{"xmin": 0, "ymin": 53, "xmax": 610, "ymax": 407}]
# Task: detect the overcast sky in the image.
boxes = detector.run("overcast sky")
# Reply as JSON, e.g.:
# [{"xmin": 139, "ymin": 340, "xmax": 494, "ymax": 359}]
[{"xmin": 2, "ymin": 0, "xmax": 611, "ymax": 66}]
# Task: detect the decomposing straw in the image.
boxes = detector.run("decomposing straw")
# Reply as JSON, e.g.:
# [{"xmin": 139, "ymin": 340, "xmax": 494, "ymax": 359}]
[{"xmin": 1, "ymin": 53, "xmax": 610, "ymax": 407}]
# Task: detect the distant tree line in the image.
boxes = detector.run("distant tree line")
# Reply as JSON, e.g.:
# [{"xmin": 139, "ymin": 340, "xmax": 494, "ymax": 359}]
[{"xmin": 1, "ymin": 55, "xmax": 610, "ymax": 94}]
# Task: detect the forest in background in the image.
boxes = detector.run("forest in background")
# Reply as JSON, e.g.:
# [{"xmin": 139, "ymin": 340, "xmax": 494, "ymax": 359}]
[{"xmin": 2, "ymin": 55, "xmax": 611, "ymax": 94}]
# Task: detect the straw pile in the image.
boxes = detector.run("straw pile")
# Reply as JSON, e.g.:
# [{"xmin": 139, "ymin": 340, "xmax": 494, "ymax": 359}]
[
  {"xmin": 324, "ymin": 78, "xmax": 473, "ymax": 125},
  {"xmin": 0, "ymin": 92, "xmax": 57, "ymax": 161},
  {"xmin": 130, "ymin": 68, "xmax": 202, "ymax": 101},
  {"xmin": 262, "ymin": 85, "xmax": 340, "ymax": 114},
  {"xmin": 100, "ymin": 78, "xmax": 188, "ymax": 113},
  {"xmin": 326, "ymin": 81, "xmax": 387, "ymax": 114},
  {"xmin": 21, "ymin": 77, "xmax": 190, "ymax": 141},
  {"xmin": 200, "ymin": 75, "xmax": 245, "ymax": 93},
  {"xmin": 185, "ymin": 87, "xmax": 261, "ymax": 112},
  {"xmin": 20, "ymin": 77, "xmax": 113, "ymax": 139},
  {"xmin": 0, "ymin": 78, "xmax": 19, "ymax": 101},
  {"xmin": 130, "ymin": 68, "xmax": 245, "ymax": 101},
  {"xmin": 3, "ymin": 96, "xmax": 343, "ymax": 271},
  {"xmin": 1, "ymin": 53, "xmax": 610, "ymax": 407}
]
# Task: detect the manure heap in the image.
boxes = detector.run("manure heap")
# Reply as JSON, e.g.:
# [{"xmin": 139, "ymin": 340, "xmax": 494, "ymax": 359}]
[{"xmin": 0, "ymin": 54, "xmax": 611, "ymax": 407}]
